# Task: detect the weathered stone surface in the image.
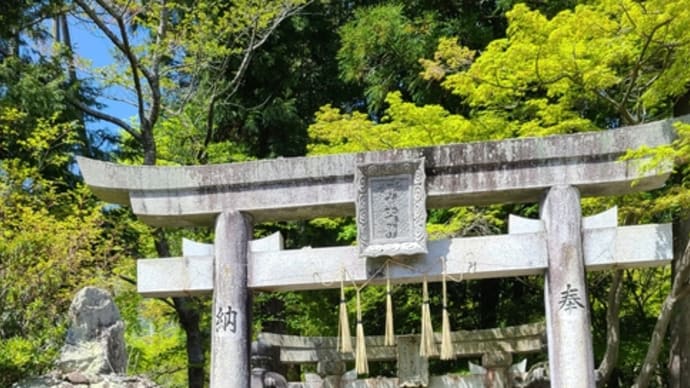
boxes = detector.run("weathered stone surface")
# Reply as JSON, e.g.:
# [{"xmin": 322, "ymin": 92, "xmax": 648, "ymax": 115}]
[
  {"xmin": 541, "ymin": 186, "xmax": 595, "ymax": 387},
  {"xmin": 12, "ymin": 287, "xmax": 160, "ymax": 388},
  {"xmin": 252, "ymin": 368, "xmax": 289, "ymax": 388},
  {"xmin": 210, "ymin": 211, "xmax": 252, "ymax": 387},
  {"xmin": 182, "ymin": 231, "xmax": 284, "ymax": 256},
  {"xmin": 397, "ymin": 335, "xmax": 428, "ymax": 387},
  {"xmin": 356, "ymin": 158, "xmax": 427, "ymax": 258},
  {"xmin": 77, "ymin": 116, "xmax": 683, "ymax": 388},
  {"xmin": 317, "ymin": 360, "xmax": 346, "ymax": 376},
  {"xmin": 67, "ymin": 287, "xmax": 121, "ymax": 342},
  {"xmin": 344, "ymin": 377, "xmax": 399, "ymax": 388},
  {"xmin": 257, "ymin": 322, "xmax": 545, "ymax": 366},
  {"xmin": 77, "ymin": 115, "xmax": 682, "ymax": 226},
  {"xmin": 57, "ymin": 287, "xmax": 126, "ymax": 375},
  {"xmin": 138, "ymin": 221, "xmax": 671, "ymax": 295},
  {"xmin": 64, "ymin": 371, "xmax": 91, "ymax": 384},
  {"xmin": 429, "ymin": 374, "xmax": 484, "ymax": 388}
]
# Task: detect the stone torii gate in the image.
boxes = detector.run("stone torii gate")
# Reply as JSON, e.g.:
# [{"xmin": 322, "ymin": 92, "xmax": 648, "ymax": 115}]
[{"xmin": 78, "ymin": 117, "xmax": 680, "ymax": 387}]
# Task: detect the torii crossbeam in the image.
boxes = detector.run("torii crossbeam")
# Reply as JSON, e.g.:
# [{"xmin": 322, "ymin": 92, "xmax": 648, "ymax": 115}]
[{"xmin": 138, "ymin": 208, "xmax": 670, "ymax": 295}]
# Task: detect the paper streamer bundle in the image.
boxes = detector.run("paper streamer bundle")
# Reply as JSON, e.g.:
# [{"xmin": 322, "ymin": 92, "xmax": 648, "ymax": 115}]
[
  {"xmin": 355, "ymin": 289, "xmax": 369, "ymax": 374},
  {"xmin": 337, "ymin": 275, "xmax": 353, "ymax": 353},
  {"xmin": 440, "ymin": 262, "xmax": 455, "ymax": 360},
  {"xmin": 419, "ymin": 277, "xmax": 437, "ymax": 357},
  {"xmin": 384, "ymin": 264, "xmax": 395, "ymax": 346}
]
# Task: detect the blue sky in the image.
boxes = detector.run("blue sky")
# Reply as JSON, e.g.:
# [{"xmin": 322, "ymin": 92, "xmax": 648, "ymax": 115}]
[{"xmin": 68, "ymin": 16, "xmax": 137, "ymax": 142}]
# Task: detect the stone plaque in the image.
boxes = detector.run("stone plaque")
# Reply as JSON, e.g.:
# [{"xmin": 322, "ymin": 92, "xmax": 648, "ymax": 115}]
[{"xmin": 356, "ymin": 158, "xmax": 427, "ymax": 258}]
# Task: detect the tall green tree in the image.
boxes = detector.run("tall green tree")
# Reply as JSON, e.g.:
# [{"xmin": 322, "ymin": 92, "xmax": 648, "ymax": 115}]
[
  {"xmin": 60, "ymin": 1, "xmax": 308, "ymax": 386},
  {"xmin": 0, "ymin": 6, "xmax": 125, "ymax": 380}
]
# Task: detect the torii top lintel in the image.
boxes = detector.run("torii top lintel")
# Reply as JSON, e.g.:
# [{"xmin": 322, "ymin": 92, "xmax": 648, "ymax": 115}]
[{"xmin": 78, "ymin": 117, "xmax": 683, "ymax": 227}]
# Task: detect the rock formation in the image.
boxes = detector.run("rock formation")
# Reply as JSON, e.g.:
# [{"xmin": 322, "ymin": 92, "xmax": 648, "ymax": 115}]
[{"xmin": 13, "ymin": 287, "xmax": 159, "ymax": 388}]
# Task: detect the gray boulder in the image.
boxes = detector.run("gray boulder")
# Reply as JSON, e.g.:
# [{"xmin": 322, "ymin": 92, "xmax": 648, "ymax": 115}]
[
  {"xmin": 12, "ymin": 287, "xmax": 160, "ymax": 388},
  {"xmin": 57, "ymin": 287, "xmax": 127, "ymax": 375}
]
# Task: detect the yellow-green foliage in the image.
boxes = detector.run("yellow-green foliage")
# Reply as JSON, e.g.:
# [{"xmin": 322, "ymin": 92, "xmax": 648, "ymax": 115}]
[
  {"xmin": 95, "ymin": 0, "xmax": 308, "ymax": 96},
  {"xmin": 622, "ymin": 121, "xmax": 690, "ymax": 218},
  {"xmin": 312, "ymin": 0, "xmax": 690, "ymax": 153},
  {"xmin": 308, "ymin": 92, "xmax": 483, "ymax": 155},
  {"xmin": 0, "ymin": 108, "xmax": 122, "ymax": 385},
  {"xmin": 125, "ymin": 298, "xmax": 189, "ymax": 387},
  {"xmin": 0, "ymin": 104, "xmax": 192, "ymax": 386},
  {"xmin": 434, "ymin": 1, "xmax": 690, "ymax": 133}
]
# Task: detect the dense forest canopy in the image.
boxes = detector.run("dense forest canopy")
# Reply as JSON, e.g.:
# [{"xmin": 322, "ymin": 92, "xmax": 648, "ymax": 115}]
[{"xmin": 2, "ymin": 0, "xmax": 690, "ymax": 387}]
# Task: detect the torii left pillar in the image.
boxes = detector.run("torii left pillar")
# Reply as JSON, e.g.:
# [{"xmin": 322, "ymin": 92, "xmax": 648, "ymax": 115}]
[{"xmin": 211, "ymin": 210, "xmax": 253, "ymax": 387}]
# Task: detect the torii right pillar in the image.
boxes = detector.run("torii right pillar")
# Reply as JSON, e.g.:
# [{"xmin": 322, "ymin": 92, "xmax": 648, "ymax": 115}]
[{"xmin": 541, "ymin": 185, "xmax": 596, "ymax": 387}]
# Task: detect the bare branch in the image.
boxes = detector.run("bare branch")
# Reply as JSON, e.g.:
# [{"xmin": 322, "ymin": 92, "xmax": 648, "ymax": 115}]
[
  {"xmin": 595, "ymin": 89, "xmax": 638, "ymax": 125},
  {"xmin": 105, "ymin": 0, "xmax": 148, "ymax": 131},
  {"xmin": 143, "ymin": 0, "xmax": 167, "ymax": 133},
  {"xmin": 75, "ymin": 0, "xmax": 163, "ymax": 133},
  {"xmin": 119, "ymin": 274, "xmax": 137, "ymax": 286},
  {"xmin": 157, "ymin": 297, "xmax": 176, "ymax": 310},
  {"xmin": 633, "ymin": 293, "xmax": 677, "ymax": 387},
  {"xmin": 98, "ymin": 93, "xmax": 139, "ymax": 109},
  {"xmin": 68, "ymin": 97, "xmax": 141, "ymax": 140},
  {"xmin": 231, "ymin": 3, "xmax": 310, "ymax": 96},
  {"xmin": 196, "ymin": 2, "xmax": 310, "ymax": 162},
  {"xmin": 72, "ymin": 0, "xmax": 127, "ymax": 59},
  {"xmin": 73, "ymin": 0, "xmax": 151, "ymax": 138},
  {"xmin": 620, "ymin": 18, "xmax": 673, "ymax": 113},
  {"xmin": 197, "ymin": 92, "xmax": 219, "ymax": 163}
]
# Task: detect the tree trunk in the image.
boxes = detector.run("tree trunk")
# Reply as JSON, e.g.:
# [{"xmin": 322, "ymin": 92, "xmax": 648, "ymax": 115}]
[
  {"xmin": 142, "ymin": 126, "xmax": 157, "ymax": 166},
  {"xmin": 634, "ymin": 223, "xmax": 690, "ymax": 387},
  {"xmin": 174, "ymin": 297, "xmax": 205, "ymax": 388},
  {"xmin": 155, "ymin": 229, "xmax": 206, "ymax": 388},
  {"xmin": 668, "ymin": 94, "xmax": 690, "ymax": 388},
  {"xmin": 596, "ymin": 270, "xmax": 623, "ymax": 387},
  {"xmin": 669, "ymin": 219, "xmax": 690, "ymax": 388}
]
